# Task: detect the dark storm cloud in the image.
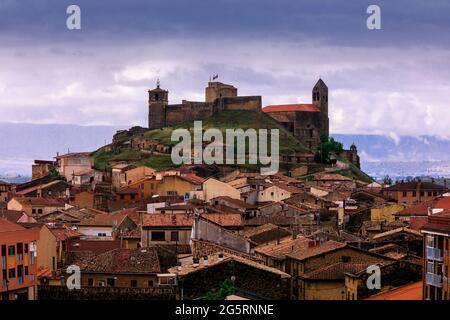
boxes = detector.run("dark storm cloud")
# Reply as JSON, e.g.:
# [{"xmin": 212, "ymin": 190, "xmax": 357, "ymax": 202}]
[
  {"xmin": 1, "ymin": 0, "xmax": 449, "ymax": 47},
  {"xmin": 0, "ymin": 0, "xmax": 450, "ymax": 139}
]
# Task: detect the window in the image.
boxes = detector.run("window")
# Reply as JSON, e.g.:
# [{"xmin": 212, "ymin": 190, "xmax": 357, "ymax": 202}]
[
  {"xmin": 120, "ymin": 194, "xmax": 125, "ymax": 200},
  {"xmin": 25, "ymin": 266, "xmax": 29, "ymax": 276},
  {"xmin": 8, "ymin": 245, "xmax": 15, "ymax": 256},
  {"xmin": 24, "ymin": 244, "xmax": 28, "ymax": 254},
  {"xmin": 151, "ymin": 231, "xmax": 165, "ymax": 241},
  {"xmin": 130, "ymin": 280, "xmax": 137, "ymax": 287},
  {"xmin": 412, "ymin": 191, "xmax": 416, "ymax": 197},
  {"xmin": 98, "ymin": 280, "xmax": 106, "ymax": 287},
  {"xmin": 428, "ymin": 192, "xmax": 432, "ymax": 197},
  {"xmin": 402, "ymin": 192, "xmax": 407, "ymax": 197},
  {"xmin": 148, "ymin": 280, "xmax": 154, "ymax": 287},
  {"xmin": 97, "ymin": 233, "xmax": 107, "ymax": 237},
  {"xmin": 107, "ymin": 278, "xmax": 116, "ymax": 287},
  {"xmin": 427, "ymin": 261, "xmax": 434, "ymax": 273},
  {"xmin": 8, "ymin": 268, "xmax": 16, "ymax": 278},
  {"xmin": 38, "ymin": 209, "xmax": 43, "ymax": 214},
  {"xmin": 167, "ymin": 191, "xmax": 177, "ymax": 196},
  {"xmin": 171, "ymin": 232, "xmax": 179, "ymax": 242},
  {"xmin": 88, "ymin": 278, "xmax": 94, "ymax": 286},
  {"xmin": 32, "ymin": 209, "xmax": 37, "ymax": 214},
  {"xmin": 131, "ymin": 194, "xmax": 136, "ymax": 200},
  {"xmin": 342, "ymin": 256, "xmax": 351, "ymax": 263},
  {"xmin": 420, "ymin": 191, "xmax": 425, "ymax": 197}
]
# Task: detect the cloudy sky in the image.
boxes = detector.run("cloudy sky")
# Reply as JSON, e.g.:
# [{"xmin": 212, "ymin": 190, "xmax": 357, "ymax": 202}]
[{"xmin": 1, "ymin": 0, "xmax": 450, "ymax": 138}]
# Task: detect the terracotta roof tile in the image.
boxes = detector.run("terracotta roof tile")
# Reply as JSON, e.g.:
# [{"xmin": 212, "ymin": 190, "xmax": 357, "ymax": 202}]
[
  {"xmin": 263, "ymin": 104, "xmax": 320, "ymax": 113},
  {"xmin": 365, "ymin": 281, "xmax": 422, "ymax": 300},
  {"xmin": 286, "ymin": 240, "xmax": 346, "ymax": 261},
  {"xmin": 0, "ymin": 218, "xmax": 26, "ymax": 232},
  {"xmin": 300, "ymin": 262, "xmax": 373, "ymax": 280},
  {"xmin": 78, "ymin": 248, "xmax": 161, "ymax": 274}
]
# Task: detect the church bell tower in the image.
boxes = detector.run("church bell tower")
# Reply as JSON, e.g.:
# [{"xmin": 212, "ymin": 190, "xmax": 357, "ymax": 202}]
[
  {"xmin": 148, "ymin": 79, "xmax": 168, "ymax": 130},
  {"xmin": 312, "ymin": 78, "xmax": 329, "ymax": 136}
]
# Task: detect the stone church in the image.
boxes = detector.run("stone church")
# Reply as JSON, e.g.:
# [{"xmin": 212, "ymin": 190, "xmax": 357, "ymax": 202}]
[{"xmin": 262, "ymin": 79, "xmax": 329, "ymax": 151}]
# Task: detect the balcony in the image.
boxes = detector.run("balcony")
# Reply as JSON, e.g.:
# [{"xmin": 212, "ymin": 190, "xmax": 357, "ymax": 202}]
[
  {"xmin": 426, "ymin": 272, "xmax": 442, "ymax": 288},
  {"xmin": 426, "ymin": 247, "xmax": 443, "ymax": 261}
]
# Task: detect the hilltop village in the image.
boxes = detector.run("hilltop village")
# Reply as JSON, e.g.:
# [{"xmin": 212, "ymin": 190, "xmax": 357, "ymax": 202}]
[{"xmin": 1, "ymin": 80, "xmax": 450, "ymax": 300}]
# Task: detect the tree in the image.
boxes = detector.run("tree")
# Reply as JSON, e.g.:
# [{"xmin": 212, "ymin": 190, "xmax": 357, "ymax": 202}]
[
  {"xmin": 204, "ymin": 279, "xmax": 235, "ymax": 300},
  {"xmin": 382, "ymin": 175, "xmax": 393, "ymax": 185},
  {"xmin": 314, "ymin": 133, "xmax": 344, "ymax": 164}
]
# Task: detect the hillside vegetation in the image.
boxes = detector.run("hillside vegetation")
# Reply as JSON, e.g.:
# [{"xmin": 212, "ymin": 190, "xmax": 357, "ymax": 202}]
[{"xmin": 92, "ymin": 109, "xmax": 373, "ymax": 182}]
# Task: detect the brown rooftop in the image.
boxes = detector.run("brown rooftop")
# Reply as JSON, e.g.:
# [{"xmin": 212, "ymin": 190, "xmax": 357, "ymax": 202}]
[
  {"xmin": 78, "ymin": 248, "xmax": 161, "ymax": 274},
  {"xmin": 168, "ymin": 253, "xmax": 290, "ymax": 279},
  {"xmin": 286, "ymin": 240, "xmax": 347, "ymax": 261}
]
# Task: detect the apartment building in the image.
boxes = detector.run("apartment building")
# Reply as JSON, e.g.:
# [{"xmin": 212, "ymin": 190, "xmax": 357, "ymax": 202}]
[
  {"xmin": 0, "ymin": 219, "xmax": 39, "ymax": 300},
  {"xmin": 421, "ymin": 211, "xmax": 450, "ymax": 300}
]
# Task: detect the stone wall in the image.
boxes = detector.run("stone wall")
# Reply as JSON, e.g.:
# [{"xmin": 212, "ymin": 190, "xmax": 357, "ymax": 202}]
[
  {"xmin": 179, "ymin": 260, "xmax": 290, "ymax": 300},
  {"xmin": 37, "ymin": 285, "xmax": 176, "ymax": 300}
]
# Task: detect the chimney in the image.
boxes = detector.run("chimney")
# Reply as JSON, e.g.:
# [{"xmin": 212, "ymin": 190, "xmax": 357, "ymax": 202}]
[
  {"xmin": 192, "ymin": 257, "xmax": 199, "ymax": 268},
  {"xmin": 308, "ymin": 240, "xmax": 317, "ymax": 248}
]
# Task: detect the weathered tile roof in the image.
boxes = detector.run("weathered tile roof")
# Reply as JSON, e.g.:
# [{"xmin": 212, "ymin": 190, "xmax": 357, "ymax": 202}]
[
  {"xmin": 78, "ymin": 248, "xmax": 161, "ymax": 274},
  {"xmin": 49, "ymin": 227, "xmax": 83, "ymax": 241},
  {"xmin": 0, "ymin": 218, "xmax": 26, "ymax": 232},
  {"xmin": 168, "ymin": 253, "xmax": 290, "ymax": 279},
  {"xmin": 372, "ymin": 227, "xmax": 423, "ymax": 240},
  {"xmin": 286, "ymin": 240, "xmax": 347, "ymax": 261},
  {"xmin": 263, "ymin": 104, "xmax": 320, "ymax": 113},
  {"xmin": 299, "ymin": 262, "xmax": 373, "ymax": 280}
]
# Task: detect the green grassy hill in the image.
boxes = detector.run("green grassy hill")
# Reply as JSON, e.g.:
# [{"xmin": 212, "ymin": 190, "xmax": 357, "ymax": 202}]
[
  {"xmin": 92, "ymin": 109, "xmax": 373, "ymax": 182},
  {"xmin": 94, "ymin": 110, "xmax": 307, "ymax": 171}
]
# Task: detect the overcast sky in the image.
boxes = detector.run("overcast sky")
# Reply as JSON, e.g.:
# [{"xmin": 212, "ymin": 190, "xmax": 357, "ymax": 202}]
[{"xmin": 1, "ymin": 0, "xmax": 450, "ymax": 138}]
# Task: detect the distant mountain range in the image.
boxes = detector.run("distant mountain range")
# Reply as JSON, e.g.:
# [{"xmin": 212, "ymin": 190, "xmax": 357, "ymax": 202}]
[{"xmin": 0, "ymin": 122, "xmax": 449, "ymax": 179}]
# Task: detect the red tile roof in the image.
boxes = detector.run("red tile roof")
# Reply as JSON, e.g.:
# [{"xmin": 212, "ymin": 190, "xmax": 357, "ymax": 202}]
[
  {"xmin": 0, "ymin": 218, "xmax": 26, "ymax": 232},
  {"xmin": 365, "ymin": 281, "xmax": 422, "ymax": 300},
  {"xmin": 12, "ymin": 197, "xmax": 65, "ymax": 207},
  {"xmin": 286, "ymin": 240, "xmax": 347, "ymax": 261},
  {"xmin": 395, "ymin": 200, "xmax": 432, "ymax": 217},
  {"xmin": 49, "ymin": 228, "xmax": 83, "ymax": 241},
  {"xmin": 203, "ymin": 213, "xmax": 242, "ymax": 227},
  {"xmin": 433, "ymin": 196, "xmax": 450, "ymax": 209},
  {"xmin": 263, "ymin": 104, "xmax": 320, "ymax": 113},
  {"xmin": 78, "ymin": 213, "xmax": 129, "ymax": 227},
  {"xmin": 67, "ymin": 239, "xmax": 121, "ymax": 254},
  {"xmin": 78, "ymin": 248, "xmax": 161, "ymax": 274},
  {"xmin": 181, "ymin": 173, "xmax": 205, "ymax": 185},
  {"xmin": 16, "ymin": 180, "xmax": 68, "ymax": 195},
  {"xmin": 299, "ymin": 262, "xmax": 373, "ymax": 280},
  {"xmin": 142, "ymin": 213, "xmax": 193, "ymax": 228}
]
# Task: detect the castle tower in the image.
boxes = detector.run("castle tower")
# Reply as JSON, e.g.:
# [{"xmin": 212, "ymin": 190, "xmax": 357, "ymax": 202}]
[
  {"xmin": 312, "ymin": 78, "xmax": 329, "ymax": 136},
  {"xmin": 148, "ymin": 80, "xmax": 168, "ymax": 130},
  {"xmin": 205, "ymin": 81, "xmax": 237, "ymax": 103}
]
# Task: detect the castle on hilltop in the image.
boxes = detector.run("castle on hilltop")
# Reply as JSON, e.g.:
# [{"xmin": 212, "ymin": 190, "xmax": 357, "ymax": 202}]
[
  {"xmin": 147, "ymin": 79, "xmax": 359, "ymax": 166},
  {"xmin": 148, "ymin": 81, "xmax": 261, "ymax": 130}
]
